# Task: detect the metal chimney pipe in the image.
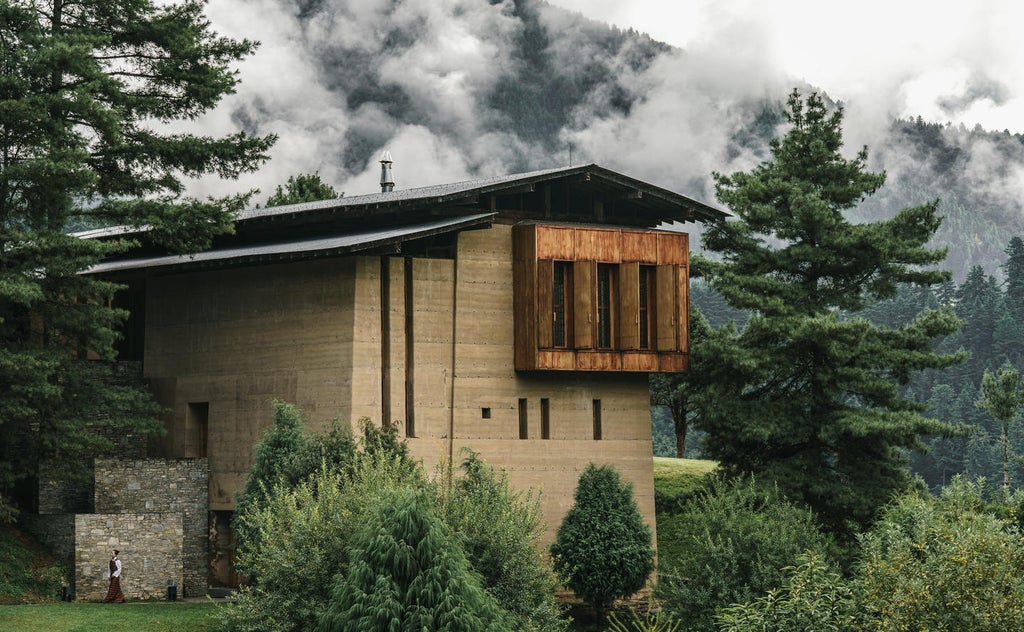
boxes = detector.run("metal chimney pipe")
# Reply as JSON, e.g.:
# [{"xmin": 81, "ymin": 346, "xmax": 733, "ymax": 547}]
[{"xmin": 380, "ymin": 150, "xmax": 394, "ymax": 193}]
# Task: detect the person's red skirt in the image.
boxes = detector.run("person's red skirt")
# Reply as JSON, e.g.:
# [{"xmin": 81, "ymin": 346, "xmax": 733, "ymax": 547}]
[{"xmin": 104, "ymin": 576, "xmax": 125, "ymax": 603}]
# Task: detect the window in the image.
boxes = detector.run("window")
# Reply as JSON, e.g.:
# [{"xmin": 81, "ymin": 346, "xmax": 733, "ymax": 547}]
[
  {"xmin": 639, "ymin": 266, "xmax": 655, "ymax": 349},
  {"xmin": 553, "ymin": 262, "xmax": 572, "ymax": 347},
  {"xmin": 541, "ymin": 398, "xmax": 550, "ymax": 439},
  {"xmin": 518, "ymin": 398, "xmax": 528, "ymax": 439},
  {"xmin": 593, "ymin": 399, "xmax": 602, "ymax": 440},
  {"xmin": 186, "ymin": 402, "xmax": 208, "ymax": 458},
  {"xmin": 481, "ymin": 407, "xmax": 491, "ymax": 419},
  {"xmin": 597, "ymin": 264, "xmax": 616, "ymax": 348}
]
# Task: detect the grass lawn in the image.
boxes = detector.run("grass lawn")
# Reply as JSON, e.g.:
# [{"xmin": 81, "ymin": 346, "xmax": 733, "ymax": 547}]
[
  {"xmin": 0, "ymin": 601, "xmax": 220, "ymax": 632},
  {"xmin": 652, "ymin": 456, "xmax": 717, "ymax": 498},
  {"xmin": 653, "ymin": 456, "xmax": 717, "ymax": 572}
]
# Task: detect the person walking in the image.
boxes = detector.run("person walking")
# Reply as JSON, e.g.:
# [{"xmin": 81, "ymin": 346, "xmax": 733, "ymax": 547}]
[{"xmin": 104, "ymin": 549, "xmax": 125, "ymax": 603}]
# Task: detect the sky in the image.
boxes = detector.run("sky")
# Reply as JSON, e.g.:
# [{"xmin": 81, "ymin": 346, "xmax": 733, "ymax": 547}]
[
  {"xmin": 191, "ymin": 0, "xmax": 1024, "ymax": 203},
  {"xmin": 547, "ymin": 0, "xmax": 1024, "ymax": 135}
]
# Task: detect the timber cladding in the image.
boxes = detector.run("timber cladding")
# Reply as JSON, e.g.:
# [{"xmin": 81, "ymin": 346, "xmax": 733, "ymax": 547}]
[{"xmin": 513, "ymin": 223, "xmax": 690, "ymax": 372}]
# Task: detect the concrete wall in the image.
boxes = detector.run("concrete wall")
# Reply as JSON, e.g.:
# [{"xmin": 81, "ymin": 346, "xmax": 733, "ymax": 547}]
[
  {"xmin": 94, "ymin": 458, "xmax": 208, "ymax": 597},
  {"xmin": 75, "ymin": 513, "xmax": 182, "ymax": 601}
]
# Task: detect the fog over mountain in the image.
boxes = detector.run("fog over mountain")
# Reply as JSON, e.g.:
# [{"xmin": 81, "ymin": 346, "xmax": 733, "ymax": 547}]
[{"xmin": 187, "ymin": 0, "xmax": 1024, "ymax": 279}]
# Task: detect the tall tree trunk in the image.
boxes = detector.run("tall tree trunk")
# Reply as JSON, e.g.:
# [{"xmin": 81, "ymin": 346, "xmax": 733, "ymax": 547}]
[
  {"xmin": 1003, "ymin": 421, "xmax": 1011, "ymax": 492},
  {"xmin": 671, "ymin": 397, "xmax": 687, "ymax": 459}
]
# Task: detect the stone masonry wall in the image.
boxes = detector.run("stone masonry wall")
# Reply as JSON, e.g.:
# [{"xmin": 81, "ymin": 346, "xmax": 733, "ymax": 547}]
[
  {"xmin": 75, "ymin": 513, "xmax": 182, "ymax": 600},
  {"xmin": 93, "ymin": 458, "xmax": 208, "ymax": 598}
]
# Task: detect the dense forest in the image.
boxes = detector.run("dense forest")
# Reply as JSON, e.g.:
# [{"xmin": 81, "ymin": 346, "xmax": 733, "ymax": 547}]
[{"xmin": 655, "ymin": 239, "xmax": 1024, "ymax": 495}]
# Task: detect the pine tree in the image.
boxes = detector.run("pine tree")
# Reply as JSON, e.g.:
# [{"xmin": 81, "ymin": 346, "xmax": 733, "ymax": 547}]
[
  {"xmin": 265, "ymin": 173, "xmax": 342, "ymax": 207},
  {"xmin": 317, "ymin": 487, "xmax": 508, "ymax": 632},
  {"xmin": 1003, "ymin": 236, "xmax": 1024, "ymax": 322},
  {"xmin": 694, "ymin": 91, "xmax": 963, "ymax": 534},
  {"xmin": 550, "ymin": 463, "xmax": 654, "ymax": 624},
  {"xmin": 0, "ymin": 0, "xmax": 274, "ymax": 518},
  {"xmin": 977, "ymin": 363, "xmax": 1024, "ymax": 492},
  {"xmin": 233, "ymin": 400, "xmax": 309, "ymax": 552}
]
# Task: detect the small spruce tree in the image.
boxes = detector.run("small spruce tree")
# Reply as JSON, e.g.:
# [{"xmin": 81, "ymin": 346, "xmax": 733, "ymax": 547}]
[
  {"xmin": 550, "ymin": 463, "xmax": 654, "ymax": 624},
  {"xmin": 317, "ymin": 487, "xmax": 508, "ymax": 632}
]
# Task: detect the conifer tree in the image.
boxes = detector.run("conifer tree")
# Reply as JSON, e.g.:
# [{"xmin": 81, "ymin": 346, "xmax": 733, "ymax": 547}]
[
  {"xmin": 1003, "ymin": 236, "xmax": 1024, "ymax": 321},
  {"xmin": 694, "ymin": 90, "xmax": 963, "ymax": 534},
  {"xmin": 977, "ymin": 362, "xmax": 1024, "ymax": 492},
  {"xmin": 550, "ymin": 463, "xmax": 653, "ymax": 624},
  {"xmin": 317, "ymin": 487, "xmax": 509, "ymax": 632},
  {"xmin": 264, "ymin": 173, "xmax": 342, "ymax": 207},
  {"xmin": 0, "ymin": 0, "xmax": 274, "ymax": 518}
]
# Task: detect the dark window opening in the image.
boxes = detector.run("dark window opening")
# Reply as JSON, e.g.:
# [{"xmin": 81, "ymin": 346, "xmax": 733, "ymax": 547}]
[
  {"xmin": 186, "ymin": 402, "xmax": 208, "ymax": 458},
  {"xmin": 553, "ymin": 262, "xmax": 572, "ymax": 347},
  {"xmin": 593, "ymin": 399, "xmax": 602, "ymax": 440},
  {"xmin": 518, "ymin": 398, "xmax": 528, "ymax": 439},
  {"xmin": 541, "ymin": 398, "xmax": 550, "ymax": 440},
  {"xmin": 597, "ymin": 264, "xmax": 615, "ymax": 348},
  {"xmin": 481, "ymin": 407, "xmax": 491, "ymax": 419},
  {"xmin": 639, "ymin": 266, "xmax": 655, "ymax": 349}
]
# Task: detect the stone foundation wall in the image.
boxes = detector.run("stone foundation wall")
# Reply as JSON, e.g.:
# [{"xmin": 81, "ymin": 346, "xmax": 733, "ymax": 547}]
[
  {"xmin": 94, "ymin": 458, "xmax": 208, "ymax": 597},
  {"xmin": 75, "ymin": 513, "xmax": 182, "ymax": 600}
]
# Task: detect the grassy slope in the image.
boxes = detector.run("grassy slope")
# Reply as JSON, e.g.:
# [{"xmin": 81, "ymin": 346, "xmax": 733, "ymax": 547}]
[
  {"xmin": 653, "ymin": 456, "xmax": 717, "ymax": 573},
  {"xmin": 0, "ymin": 526, "xmax": 64, "ymax": 604},
  {"xmin": 0, "ymin": 602, "xmax": 220, "ymax": 632}
]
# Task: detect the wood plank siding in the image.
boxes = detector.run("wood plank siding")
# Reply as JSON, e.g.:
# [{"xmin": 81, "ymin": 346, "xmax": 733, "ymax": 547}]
[{"xmin": 513, "ymin": 223, "xmax": 690, "ymax": 372}]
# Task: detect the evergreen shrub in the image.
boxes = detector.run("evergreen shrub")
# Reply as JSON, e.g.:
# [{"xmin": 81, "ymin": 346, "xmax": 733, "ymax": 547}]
[
  {"xmin": 551, "ymin": 463, "xmax": 654, "ymax": 624},
  {"xmin": 656, "ymin": 477, "xmax": 833, "ymax": 632}
]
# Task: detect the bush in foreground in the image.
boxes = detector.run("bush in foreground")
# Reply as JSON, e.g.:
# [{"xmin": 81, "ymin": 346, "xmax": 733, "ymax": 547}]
[
  {"xmin": 856, "ymin": 477, "xmax": 1024, "ymax": 631},
  {"xmin": 439, "ymin": 450, "xmax": 565, "ymax": 631},
  {"xmin": 551, "ymin": 463, "xmax": 654, "ymax": 625},
  {"xmin": 657, "ymin": 477, "xmax": 833, "ymax": 632},
  {"xmin": 317, "ymin": 487, "xmax": 508, "ymax": 632}
]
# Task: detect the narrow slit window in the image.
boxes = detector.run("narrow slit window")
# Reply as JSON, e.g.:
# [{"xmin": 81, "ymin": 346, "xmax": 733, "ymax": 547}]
[
  {"xmin": 518, "ymin": 398, "xmax": 528, "ymax": 440},
  {"xmin": 541, "ymin": 398, "xmax": 550, "ymax": 440},
  {"xmin": 593, "ymin": 399, "xmax": 602, "ymax": 440}
]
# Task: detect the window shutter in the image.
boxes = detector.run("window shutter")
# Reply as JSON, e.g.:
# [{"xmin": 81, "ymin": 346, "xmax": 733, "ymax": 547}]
[
  {"xmin": 677, "ymin": 264, "xmax": 689, "ymax": 353},
  {"xmin": 574, "ymin": 260, "xmax": 595, "ymax": 349},
  {"xmin": 537, "ymin": 259, "xmax": 553, "ymax": 348},
  {"xmin": 655, "ymin": 265, "xmax": 678, "ymax": 351},
  {"xmin": 618, "ymin": 262, "xmax": 640, "ymax": 350}
]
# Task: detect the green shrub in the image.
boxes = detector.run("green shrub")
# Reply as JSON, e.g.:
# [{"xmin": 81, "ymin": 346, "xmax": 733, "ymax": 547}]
[
  {"xmin": 855, "ymin": 477, "xmax": 1024, "ymax": 631},
  {"xmin": 0, "ymin": 526, "xmax": 64, "ymax": 603},
  {"xmin": 220, "ymin": 421, "xmax": 421, "ymax": 632},
  {"xmin": 551, "ymin": 463, "xmax": 654, "ymax": 624},
  {"xmin": 716, "ymin": 554, "xmax": 856, "ymax": 632},
  {"xmin": 439, "ymin": 450, "xmax": 565, "ymax": 631},
  {"xmin": 656, "ymin": 477, "xmax": 833, "ymax": 632},
  {"xmin": 316, "ymin": 487, "xmax": 509, "ymax": 632}
]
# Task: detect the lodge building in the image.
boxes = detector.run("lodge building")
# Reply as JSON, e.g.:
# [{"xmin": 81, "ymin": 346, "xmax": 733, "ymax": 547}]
[{"xmin": 29, "ymin": 158, "xmax": 723, "ymax": 599}]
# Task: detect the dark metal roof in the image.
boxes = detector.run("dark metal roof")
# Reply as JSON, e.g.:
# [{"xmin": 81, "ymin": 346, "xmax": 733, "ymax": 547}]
[
  {"xmin": 236, "ymin": 163, "xmax": 725, "ymax": 223},
  {"xmin": 86, "ymin": 213, "xmax": 494, "ymax": 275},
  {"xmin": 75, "ymin": 164, "xmax": 724, "ymax": 241}
]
